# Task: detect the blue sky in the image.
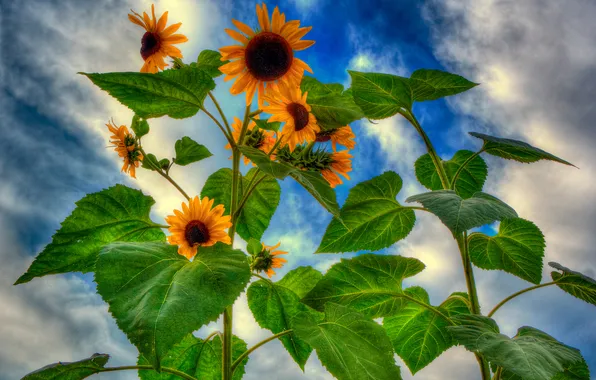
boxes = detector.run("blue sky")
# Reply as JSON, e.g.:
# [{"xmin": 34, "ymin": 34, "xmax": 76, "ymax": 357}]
[{"xmin": 1, "ymin": 0, "xmax": 596, "ymax": 379}]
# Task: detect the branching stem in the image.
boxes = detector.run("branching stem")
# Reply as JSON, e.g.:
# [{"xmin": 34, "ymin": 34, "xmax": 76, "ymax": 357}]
[
  {"xmin": 139, "ymin": 148, "xmax": 190, "ymax": 200},
  {"xmin": 487, "ymin": 281, "xmax": 558, "ymax": 317},
  {"xmin": 231, "ymin": 330, "xmax": 294, "ymax": 374},
  {"xmin": 99, "ymin": 365, "xmax": 197, "ymax": 380},
  {"xmin": 449, "ymin": 147, "xmax": 486, "ymax": 190}
]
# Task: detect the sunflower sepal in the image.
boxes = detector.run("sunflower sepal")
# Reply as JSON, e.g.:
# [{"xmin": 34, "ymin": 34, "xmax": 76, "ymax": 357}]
[{"xmin": 251, "ymin": 117, "xmax": 281, "ymax": 132}]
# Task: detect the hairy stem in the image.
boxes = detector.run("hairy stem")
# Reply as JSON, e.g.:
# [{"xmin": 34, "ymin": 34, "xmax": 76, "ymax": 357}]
[
  {"xmin": 487, "ymin": 281, "xmax": 558, "ymax": 318},
  {"xmin": 449, "ymin": 147, "xmax": 486, "ymax": 190},
  {"xmin": 139, "ymin": 148, "xmax": 190, "ymax": 200},
  {"xmin": 231, "ymin": 330, "xmax": 294, "ymax": 374},
  {"xmin": 100, "ymin": 365, "xmax": 197, "ymax": 380}
]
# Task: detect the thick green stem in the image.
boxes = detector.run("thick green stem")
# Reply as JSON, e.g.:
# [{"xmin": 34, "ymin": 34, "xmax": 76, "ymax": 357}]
[
  {"xmin": 487, "ymin": 281, "xmax": 558, "ymax": 317},
  {"xmin": 449, "ymin": 147, "xmax": 486, "ymax": 190},
  {"xmin": 231, "ymin": 330, "xmax": 294, "ymax": 374},
  {"xmin": 99, "ymin": 365, "xmax": 197, "ymax": 380},
  {"xmin": 208, "ymin": 92, "xmax": 233, "ymax": 137},
  {"xmin": 492, "ymin": 367, "xmax": 503, "ymax": 380}
]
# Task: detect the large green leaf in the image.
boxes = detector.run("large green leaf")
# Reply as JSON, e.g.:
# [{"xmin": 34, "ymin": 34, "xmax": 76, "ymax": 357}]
[
  {"xmin": 406, "ymin": 190, "xmax": 517, "ymax": 234},
  {"xmin": 317, "ymin": 171, "xmax": 416, "ymax": 253},
  {"xmin": 174, "ymin": 136, "xmax": 212, "ymax": 166},
  {"xmin": 239, "ymin": 146, "xmax": 340, "ymax": 217},
  {"xmin": 138, "ymin": 334, "xmax": 248, "ymax": 380},
  {"xmin": 414, "ymin": 150, "xmax": 488, "ymax": 199},
  {"xmin": 383, "ymin": 289, "xmax": 470, "ymax": 374},
  {"xmin": 95, "ymin": 241, "xmax": 250, "ymax": 369},
  {"xmin": 301, "ymin": 75, "xmax": 344, "ymax": 97},
  {"xmin": 22, "ymin": 354, "xmax": 109, "ymax": 380},
  {"xmin": 469, "ymin": 132, "xmax": 574, "ymax": 166},
  {"xmin": 292, "ymin": 303, "xmax": 402, "ymax": 380},
  {"xmin": 550, "ymin": 262, "xmax": 596, "ymax": 306},
  {"xmin": 201, "ymin": 168, "xmax": 280, "ymax": 241},
  {"xmin": 449, "ymin": 315, "xmax": 585, "ymax": 380},
  {"xmin": 302, "ymin": 254, "xmax": 425, "ymax": 318},
  {"xmin": 348, "ymin": 70, "xmax": 412, "ymax": 119},
  {"xmin": 81, "ymin": 66, "xmax": 215, "ymax": 119},
  {"xmin": 247, "ymin": 267, "xmax": 323, "ymax": 369},
  {"xmin": 410, "ymin": 69, "xmax": 478, "ymax": 102},
  {"xmin": 468, "ymin": 218, "xmax": 545, "ymax": 284},
  {"xmin": 15, "ymin": 185, "xmax": 164, "ymax": 285},
  {"xmin": 195, "ymin": 49, "xmax": 228, "ymax": 78},
  {"xmin": 307, "ymin": 93, "xmax": 364, "ymax": 131}
]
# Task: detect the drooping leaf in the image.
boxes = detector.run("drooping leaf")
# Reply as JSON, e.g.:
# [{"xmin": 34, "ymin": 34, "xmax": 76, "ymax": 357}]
[
  {"xmin": 383, "ymin": 289, "xmax": 470, "ymax": 374},
  {"xmin": 415, "ymin": 150, "xmax": 488, "ymax": 198},
  {"xmin": 15, "ymin": 185, "xmax": 164, "ymax": 285},
  {"xmin": 302, "ymin": 254, "xmax": 425, "ymax": 318},
  {"xmin": 317, "ymin": 171, "xmax": 416, "ymax": 253},
  {"xmin": 406, "ymin": 190, "xmax": 517, "ymax": 234},
  {"xmin": 307, "ymin": 93, "xmax": 364, "ymax": 130},
  {"xmin": 138, "ymin": 334, "xmax": 248, "ymax": 380},
  {"xmin": 292, "ymin": 303, "xmax": 402, "ymax": 380},
  {"xmin": 195, "ymin": 50, "xmax": 228, "ymax": 78},
  {"xmin": 81, "ymin": 66, "xmax": 215, "ymax": 119},
  {"xmin": 469, "ymin": 132, "xmax": 574, "ymax": 166},
  {"xmin": 410, "ymin": 69, "xmax": 478, "ymax": 102},
  {"xmin": 348, "ymin": 70, "xmax": 412, "ymax": 119},
  {"xmin": 201, "ymin": 168, "xmax": 280, "ymax": 241},
  {"xmin": 95, "ymin": 242, "xmax": 250, "ymax": 369},
  {"xmin": 252, "ymin": 117, "xmax": 281, "ymax": 132},
  {"xmin": 247, "ymin": 267, "xmax": 323, "ymax": 369},
  {"xmin": 449, "ymin": 315, "xmax": 585, "ymax": 380},
  {"xmin": 468, "ymin": 218, "xmax": 545, "ymax": 284},
  {"xmin": 301, "ymin": 76, "xmax": 344, "ymax": 97},
  {"xmin": 131, "ymin": 114, "xmax": 150, "ymax": 137},
  {"xmin": 22, "ymin": 354, "xmax": 109, "ymax": 380},
  {"xmin": 174, "ymin": 136, "xmax": 212, "ymax": 166},
  {"xmin": 239, "ymin": 146, "xmax": 340, "ymax": 217},
  {"xmin": 550, "ymin": 262, "xmax": 596, "ymax": 306}
]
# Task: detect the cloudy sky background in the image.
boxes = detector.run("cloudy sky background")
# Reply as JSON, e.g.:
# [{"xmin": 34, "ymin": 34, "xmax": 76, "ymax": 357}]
[{"xmin": 1, "ymin": 0, "xmax": 595, "ymax": 379}]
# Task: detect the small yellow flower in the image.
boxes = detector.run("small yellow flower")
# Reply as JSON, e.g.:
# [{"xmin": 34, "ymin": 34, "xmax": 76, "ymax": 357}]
[
  {"xmin": 219, "ymin": 3, "xmax": 315, "ymax": 106},
  {"xmin": 106, "ymin": 120, "xmax": 143, "ymax": 178},
  {"xmin": 225, "ymin": 117, "xmax": 276, "ymax": 165},
  {"xmin": 321, "ymin": 151, "xmax": 352, "ymax": 188},
  {"xmin": 165, "ymin": 196, "xmax": 232, "ymax": 259},
  {"xmin": 316, "ymin": 126, "xmax": 356, "ymax": 152},
  {"xmin": 251, "ymin": 242, "xmax": 288, "ymax": 278},
  {"xmin": 128, "ymin": 4, "xmax": 188, "ymax": 73}
]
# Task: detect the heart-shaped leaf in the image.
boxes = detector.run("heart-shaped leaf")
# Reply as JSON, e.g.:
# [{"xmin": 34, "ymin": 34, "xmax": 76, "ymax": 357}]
[{"xmin": 174, "ymin": 137, "xmax": 212, "ymax": 166}]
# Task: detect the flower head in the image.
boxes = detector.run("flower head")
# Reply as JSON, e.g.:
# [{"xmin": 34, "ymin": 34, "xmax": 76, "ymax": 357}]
[
  {"xmin": 225, "ymin": 117, "xmax": 276, "ymax": 165},
  {"xmin": 128, "ymin": 4, "xmax": 188, "ymax": 73},
  {"xmin": 165, "ymin": 196, "xmax": 232, "ymax": 259},
  {"xmin": 262, "ymin": 84, "xmax": 319, "ymax": 151},
  {"xmin": 250, "ymin": 242, "xmax": 288, "ymax": 278},
  {"xmin": 219, "ymin": 3, "xmax": 315, "ymax": 106},
  {"xmin": 316, "ymin": 126, "xmax": 356, "ymax": 152},
  {"xmin": 106, "ymin": 120, "xmax": 144, "ymax": 178},
  {"xmin": 321, "ymin": 151, "xmax": 353, "ymax": 188}
]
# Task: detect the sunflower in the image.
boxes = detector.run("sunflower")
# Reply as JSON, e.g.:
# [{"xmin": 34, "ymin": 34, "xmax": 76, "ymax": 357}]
[
  {"xmin": 321, "ymin": 151, "xmax": 353, "ymax": 188},
  {"xmin": 219, "ymin": 3, "xmax": 315, "ymax": 106},
  {"xmin": 106, "ymin": 120, "xmax": 143, "ymax": 178},
  {"xmin": 128, "ymin": 4, "xmax": 188, "ymax": 73},
  {"xmin": 250, "ymin": 242, "xmax": 288, "ymax": 278},
  {"xmin": 225, "ymin": 117, "xmax": 276, "ymax": 165},
  {"xmin": 316, "ymin": 126, "xmax": 356, "ymax": 152},
  {"xmin": 165, "ymin": 196, "xmax": 232, "ymax": 259},
  {"xmin": 262, "ymin": 84, "xmax": 319, "ymax": 151}
]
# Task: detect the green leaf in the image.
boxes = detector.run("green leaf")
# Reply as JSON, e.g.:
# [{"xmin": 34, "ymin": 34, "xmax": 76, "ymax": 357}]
[
  {"xmin": 468, "ymin": 218, "xmax": 545, "ymax": 284},
  {"xmin": 500, "ymin": 357, "xmax": 591, "ymax": 380},
  {"xmin": 348, "ymin": 70, "xmax": 412, "ymax": 119},
  {"xmin": 307, "ymin": 93, "xmax": 364, "ymax": 130},
  {"xmin": 195, "ymin": 50, "xmax": 228, "ymax": 78},
  {"xmin": 292, "ymin": 303, "xmax": 402, "ymax": 380},
  {"xmin": 302, "ymin": 254, "xmax": 425, "ymax": 318},
  {"xmin": 138, "ymin": 334, "xmax": 248, "ymax": 380},
  {"xmin": 278, "ymin": 266, "xmax": 323, "ymax": 298},
  {"xmin": 22, "ymin": 354, "xmax": 109, "ymax": 380},
  {"xmin": 406, "ymin": 190, "xmax": 517, "ymax": 234},
  {"xmin": 252, "ymin": 117, "xmax": 281, "ymax": 132},
  {"xmin": 15, "ymin": 185, "xmax": 164, "ymax": 285},
  {"xmin": 247, "ymin": 268, "xmax": 323, "ymax": 369},
  {"xmin": 415, "ymin": 150, "xmax": 488, "ymax": 199},
  {"xmin": 550, "ymin": 262, "xmax": 596, "ymax": 306},
  {"xmin": 383, "ymin": 289, "xmax": 470, "ymax": 374},
  {"xmin": 317, "ymin": 171, "xmax": 416, "ymax": 253},
  {"xmin": 448, "ymin": 315, "xmax": 585, "ymax": 380},
  {"xmin": 239, "ymin": 146, "xmax": 340, "ymax": 217},
  {"xmin": 173, "ymin": 136, "xmax": 212, "ymax": 166},
  {"xmin": 247, "ymin": 238, "xmax": 262, "ymax": 256},
  {"xmin": 410, "ymin": 69, "xmax": 478, "ymax": 102},
  {"xmin": 81, "ymin": 66, "xmax": 215, "ymax": 119},
  {"xmin": 300, "ymin": 75, "xmax": 344, "ymax": 97},
  {"xmin": 131, "ymin": 114, "xmax": 150, "ymax": 137},
  {"xmin": 469, "ymin": 132, "xmax": 574, "ymax": 166},
  {"xmin": 95, "ymin": 241, "xmax": 250, "ymax": 369},
  {"xmin": 142, "ymin": 153, "xmax": 160, "ymax": 171},
  {"xmin": 201, "ymin": 168, "xmax": 281, "ymax": 241}
]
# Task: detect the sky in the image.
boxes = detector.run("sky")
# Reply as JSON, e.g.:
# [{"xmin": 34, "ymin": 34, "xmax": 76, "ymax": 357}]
[{"xmin": 1, "ymin": 0, "xmax": 595, "ymax": 379}]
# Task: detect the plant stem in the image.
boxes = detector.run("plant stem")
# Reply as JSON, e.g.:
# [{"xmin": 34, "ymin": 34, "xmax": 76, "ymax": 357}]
[
  {"xmin": 234, "ymin": 173, "xmax": 267, "ymax": 218},
  {"xmin": 208, "ymin": 92, "xmax": 233, "ymax": 137},
  {"xmin": 492, "ymin": 367, "xmax": 503, "ymax": 380},
  {"xmin": 487, "ymin": 281, "xmax": 558, "ymax": 318},
  {"xmin": 231, "ymin": 330, "xmax": 294, "ymax": 374},
  {"xmin": 100, "ymin": 365, "xmax": 197, "ymax": 380},
  {"xmin": 139, "ymin": 148, "xmax": 190, "ymax": 200},
  {"xmin": 249, "ymin": 109, "xmax": 263, "ymax": 118},
  {"xmin": 449, "ymin": 147, "xmax": 486, "ymax": 190},
  {"xmin": 200, "ymin": 105, "xmax": 234, "ymax": 147}
]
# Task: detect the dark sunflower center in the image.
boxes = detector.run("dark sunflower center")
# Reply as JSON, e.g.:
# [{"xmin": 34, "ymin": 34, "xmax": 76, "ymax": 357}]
[
  {"xmin": 140, "ymin": 32, "xmax": 161, "ymax": 60},
  {"xmin": 245, "ymin": 32, "xmax": 293, "ymax": 81},
  {"xmin": 124, "ymin": 134, "xmax": 136, "ymax": 147},
  {"xmin": 251, "ymin": 250, "xmax": 273, "ymax": 272},
  {"xmin": 286, "ymin": 103, "xmax": 309, "ymax": 131},
  {"xmin": 184, "ymin": 220, "xmax": 210, "ymax": 246},
  {"xmin": 315, "ymin": 133, "xmax": 332, "ymax": 142}
]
